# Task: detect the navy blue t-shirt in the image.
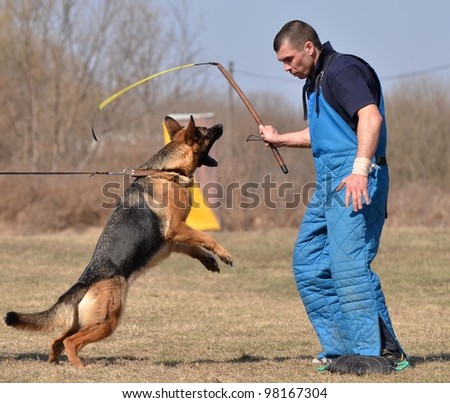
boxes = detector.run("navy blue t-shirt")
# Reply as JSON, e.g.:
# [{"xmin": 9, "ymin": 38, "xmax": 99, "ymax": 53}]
[{"xmin": 306, "ymin": 42, "xmax": 382, "ymax": 132}]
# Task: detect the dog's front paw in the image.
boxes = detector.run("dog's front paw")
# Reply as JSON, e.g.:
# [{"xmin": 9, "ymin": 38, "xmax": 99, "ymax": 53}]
[
  {"xmin": 217, "ymin": 248, "xmax": 233, "ymax": 267},
  {"xmin": 202, "ymin": 254, "xmax": 221, "ymax": 273},
  {"xmin": 221, "ymin": 255, "xmax": 233, "ymax": 267},
  {"xmin": 209, "ymin": 241, "xmax": 233, "ymax": 267}
]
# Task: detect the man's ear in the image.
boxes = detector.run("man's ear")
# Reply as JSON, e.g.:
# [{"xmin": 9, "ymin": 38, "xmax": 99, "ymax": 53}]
[{"xmin": 164, "ymin": 116, "xmax": 183, "ymax": 140}]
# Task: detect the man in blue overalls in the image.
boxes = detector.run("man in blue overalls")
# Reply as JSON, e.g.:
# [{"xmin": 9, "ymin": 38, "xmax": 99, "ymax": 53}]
[{"xmin": 259, "ymin": 20, "xmax": 407, "ymax": 366}]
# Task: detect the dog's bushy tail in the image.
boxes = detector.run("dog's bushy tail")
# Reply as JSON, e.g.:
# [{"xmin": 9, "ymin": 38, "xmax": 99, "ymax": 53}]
[{"xmin": 4, "ymin": 284, "xmax": 88, "ymax": 332}]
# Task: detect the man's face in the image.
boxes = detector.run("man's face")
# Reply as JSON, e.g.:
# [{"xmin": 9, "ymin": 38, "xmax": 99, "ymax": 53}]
[{"xmin": 276, "ymin": 40, "xmax": 316, "ymax": 79}]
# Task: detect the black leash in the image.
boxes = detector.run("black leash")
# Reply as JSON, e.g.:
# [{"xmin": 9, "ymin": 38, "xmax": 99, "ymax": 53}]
[
  {"xmin": 0, "ymin": 169, "xmax": 156, "ymax": 177},
  {"xmin": 0, "ymin": 171, "xmax": 125, "ymax": 177},
  {"xmin": 0, "ymin": 168, "xmax": 185, "ymax": 178}
]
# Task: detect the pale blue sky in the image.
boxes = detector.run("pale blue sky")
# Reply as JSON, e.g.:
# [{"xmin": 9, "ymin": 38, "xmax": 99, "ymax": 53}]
[{"xmin": 166, "ymin": 0, "xmax": 450, "ymax": 107}]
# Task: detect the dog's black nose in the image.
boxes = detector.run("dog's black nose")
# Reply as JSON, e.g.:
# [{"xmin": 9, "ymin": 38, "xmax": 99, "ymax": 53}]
[{"xmin": 210, "ymin": 124, "xmax": 223, "ymax": 134}]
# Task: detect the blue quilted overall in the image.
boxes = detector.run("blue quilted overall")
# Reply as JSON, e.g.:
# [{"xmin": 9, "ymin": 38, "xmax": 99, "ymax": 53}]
[{"xmin": 293, "ymin": 84, "xmax": 404, "ymax": 359}]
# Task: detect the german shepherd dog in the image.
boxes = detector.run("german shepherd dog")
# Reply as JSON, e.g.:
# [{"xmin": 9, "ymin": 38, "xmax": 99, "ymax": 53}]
[{"xmin": 4, "ymin": 115, "xmax": 232, "ymax": 368}]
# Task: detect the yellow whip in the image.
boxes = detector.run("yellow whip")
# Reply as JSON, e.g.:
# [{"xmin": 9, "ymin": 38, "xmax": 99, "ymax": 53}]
[
  {"xmin": 92, "ymin": 61, "xmax": 288, "ymax": 173},
  {"xmin": 98, "ymin": 63, "xmax": 202, "ymax": 111},
  {"xmin": 91, "ymin": 62, "xmax": 209, "ymax": 140}
]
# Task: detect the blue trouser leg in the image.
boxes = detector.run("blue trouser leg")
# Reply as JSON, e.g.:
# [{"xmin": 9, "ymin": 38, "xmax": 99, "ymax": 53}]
[
  {"xmin": 293, "ymin": 165, "xmax": 404, "ymax": 358},
  {"xmin": 325, "ymin": 173, "xmax": 385, "ymax": 356},
  {"xmin": 293, "ymin": 188, "xmax": 352, "ymax": 358}
]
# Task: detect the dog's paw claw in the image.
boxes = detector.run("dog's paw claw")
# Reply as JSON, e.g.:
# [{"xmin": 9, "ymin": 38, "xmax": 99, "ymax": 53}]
[{"xmin": 220, "ymin": 256, "xmax": 233, "ymax": 266}]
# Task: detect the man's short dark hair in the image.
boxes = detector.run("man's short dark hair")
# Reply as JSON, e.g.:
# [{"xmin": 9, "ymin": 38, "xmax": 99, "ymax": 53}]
[{"xmin": 273, "ymin": 20, "xmax": 322, "ymax": 52}]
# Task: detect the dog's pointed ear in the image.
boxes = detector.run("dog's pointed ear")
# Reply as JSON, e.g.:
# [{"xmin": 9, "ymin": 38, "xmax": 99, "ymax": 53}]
[
  {"xmin": 184, "ymin": 115, "xmax": 199, "ymax": 145},
  {"xmin": 187, "ymin": 115, "xmax": 195, "ymax": 132},
  {"xmin": 164, "ymin": 116, "xmax": 183, "ymax": 140}
]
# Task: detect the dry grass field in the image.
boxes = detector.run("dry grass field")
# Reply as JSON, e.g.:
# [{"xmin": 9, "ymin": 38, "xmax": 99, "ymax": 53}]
[{"xmin": 0, "ymin": 227, "xmax": 449, "ymax": 383}]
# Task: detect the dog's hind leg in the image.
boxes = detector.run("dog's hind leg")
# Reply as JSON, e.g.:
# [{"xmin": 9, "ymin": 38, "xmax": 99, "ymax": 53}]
[
  {"xmin": 63, "ymin": 318, "xmax": 120, "ymax": 368},
  {"xmin": 49, "ymin": 328, "xmax": 78, "ymax": 364},
  {"xmin": 172, "ymin": 243, "xmax": 221, "ymax": 273},
  {"xmin": 62, "ymin": 277, "xmax": 126, "ymax": 368}
]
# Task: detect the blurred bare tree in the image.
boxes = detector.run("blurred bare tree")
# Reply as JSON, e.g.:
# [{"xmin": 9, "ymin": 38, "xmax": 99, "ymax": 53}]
[
  {"xmin": 386, "ymin": 79, "xmax": 449, "ymax": 189},
  {"xmin": 0, "ymin": 0, "xmax": 203, "ymax": 171}
]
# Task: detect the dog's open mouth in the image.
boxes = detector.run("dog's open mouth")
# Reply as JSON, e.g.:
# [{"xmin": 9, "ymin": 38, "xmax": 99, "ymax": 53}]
[{"xmin": 198, "ymin": 123, "xmax": 223, "ymax": 167}]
